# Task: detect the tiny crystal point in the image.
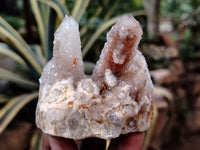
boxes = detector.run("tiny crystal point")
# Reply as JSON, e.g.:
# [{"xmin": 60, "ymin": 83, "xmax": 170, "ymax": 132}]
[{"xmin": 36, "ymin": 15, "xmax": 154, "ymax": 139}]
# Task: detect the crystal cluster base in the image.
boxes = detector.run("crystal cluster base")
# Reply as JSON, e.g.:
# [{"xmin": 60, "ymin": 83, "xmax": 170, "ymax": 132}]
[{"xmin": 36, "ymin": 15, "xmax": 154, "ymax": 140}]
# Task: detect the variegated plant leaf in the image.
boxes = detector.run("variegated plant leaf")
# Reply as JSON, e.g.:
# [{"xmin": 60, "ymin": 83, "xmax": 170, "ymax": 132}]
[
  {"xmin": 30, "ymin": 45, "xmax": 46, "ymax": 67},
  {"xmin": 0, "ymin": 95, "xmax": 9, "ymax": 104},
  {"xmin": 30, "ymin": 0, "xmax": 48, "ymax": 58},
  {"xmin": 0, "ymin": 68, "xmax": 38, "ymax": 89},
  {"xmin": 84, "ymin": 61, "xmax": 95, "ymax": 75},
  {"xmin": 38, "ymin": 0, "xmax": 69, "ymax": 19},
  {"xmin": 0, "ymin": 17, "xmax": 42, "ymax": 74},
  {"xmin": 0, "ymin": 42, "xmax": 27, "ymax": 67},
  {"xmin": 30, "ymin": 130, "xmax": 43, "ymax": 150},
  {"xmin": 0, "ymin": 92, "xmax": 38, "ymax": 134},
  {"xmin": 82, "ymin": 17, "xmax": 118, "ymax": 58},
  {"xmin": 72, "ymin": 0, "xmax": 90, "ymax": 22}
]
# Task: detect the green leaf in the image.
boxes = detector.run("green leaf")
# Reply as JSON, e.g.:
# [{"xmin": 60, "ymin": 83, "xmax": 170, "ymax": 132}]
[
  {"xmin": 30, "ymin": 45, "xmax": 46, "ymax": 66},
  {"xmin": 84, "ymin": 61, "xmax": 95, "ymax": 75},
  {"xmin": 104, "ymin": 2, "xmax": 117, "ymax": 20},
  {"xmin": 72, "ymin": 0, "xmax": 90, "ymax": 22},
  {"xmin": 0, "ymin": 92, "xmax": 38, "ymax": 134},
  {"xmin": 0, "ymin": 43, "xmax": 27, "ymax": 67},
  {"xmin": 132, "ymin": 0, "xmax": 143, "ymax": 8},
  {"xmin": 31, "ymin": 0, "xmax": 69, "ymax": 59},
  {"xmin": 47, "ymin": 8, "xmax": 57, "ymax": 60},
  {"xmin": 80, "ymin": 6, "xmax": 103, "ymax": 37},
  {"xmin": 0, "ymin": 68, "xmax": 38, "ymax": 89},
  {"xmin": 82, "ymin": 17, "xmax": 118, "ymax": 58},
  {"xmin": 0, "ymin": 17, "xmax": 42, "ymax": 74},
  {"xmin": 0, "ymin": 95, "xmax": 9, "ymax": 104},
  {"xmin": 38, "ymin": 0, "xmax": 69, "ymax": 19},
  {"xmin": 30, "ymin": 0, "xmax": 48, "ymax": 58},
  {"xmin": 30, "ymin": 130, "xmax": 43, "ymax": 150},
  {"xmin": 76, "ymin": 0, "xmax": 90, "ymax": 22},
  {"xmin": 72, "ymin": 0, "xmax": 82, "ymax": 18},
  {"xmin": 0, "ymin": 14, "xmax": 25, "ymax": 30},
  {"xmin": 89, "ymin": 6, "xmax": 103, "ymax": 22}
]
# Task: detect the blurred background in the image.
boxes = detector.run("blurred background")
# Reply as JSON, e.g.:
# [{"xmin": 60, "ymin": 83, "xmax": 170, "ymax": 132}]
[{"xmin": 0, "ymin": 0, "xmax": 199, "ymax": 149}]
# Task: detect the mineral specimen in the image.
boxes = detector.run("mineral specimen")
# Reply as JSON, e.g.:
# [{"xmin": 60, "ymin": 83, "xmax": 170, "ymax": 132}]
[{"xmin": 36, "ymin": 15, "xmax": 154, "ymax": 140}]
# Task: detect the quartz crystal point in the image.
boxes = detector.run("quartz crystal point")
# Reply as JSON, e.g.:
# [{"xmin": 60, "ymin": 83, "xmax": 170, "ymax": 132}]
[{"xmin": 36, "ymin": 15, "xmax": 154, "ymax": 140}]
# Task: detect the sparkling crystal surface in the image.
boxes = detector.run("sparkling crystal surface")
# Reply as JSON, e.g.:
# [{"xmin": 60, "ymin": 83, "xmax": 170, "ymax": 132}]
[{"xmin": 36, "ymin": 15, "xmax": 154, "ymax": 139}]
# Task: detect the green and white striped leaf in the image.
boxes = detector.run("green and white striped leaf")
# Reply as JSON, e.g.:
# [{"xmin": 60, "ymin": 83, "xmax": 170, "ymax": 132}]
[
  {"xmin": 31, "ymin": 0, "xmax": 69, "ymax": 59},
  {"xmin": 38, "ymin": 0, "xmax": 69, "ymax": 19},
  {"xmin": 0, "ymin": 92, "xmax": 38, "ymax": 134},
  {"xmin": 80, "ymin": 6, "xmax": 103, "ymax": 37},
  {"xmin": 0, "ymin": 68, "xmax": 38, "ymax": 89},
  {"xmin": 82, "ymin": 17, "xmax": 118, "ymax": 58},
  {"xmin": 72, "ymin": 0, "xmax": 82, "ymax": 19},
  {"xmin": 30, "ymin": 0, "xmax": 48, "ymax": 58},
  {"xmin": 30, "ymin": 130, "xmax": 43, "ymax": 150},
  {"xmin": 0, "ymin": 17, "xmax": 42, "ymax": 74},
  {"xmin": 72, "ymin": 0, "xmax": 90, "ymax": 22},
  {"xmin": 0, "ymin": 95, "xmax": 9, "ymax": 104},
  {"xmin": 30, "ymin": 45, "xmax": 46, "ymax": 66},
  {"xmin": 84, "ymin": 61, "xmax": 95, "ymax": 75},
  {"xmin": 0, "ymin": 43, "xmax": 27, "ymax": 67}
]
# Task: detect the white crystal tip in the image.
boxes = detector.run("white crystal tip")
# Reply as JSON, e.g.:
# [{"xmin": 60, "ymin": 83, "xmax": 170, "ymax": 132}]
[
  {"xmin": 116, "ymin": 14, "xmax": 143, "ymax": 39},
  {"xmin": 54, "ymin": 16, "xmax": 78, "ymax": 41}
]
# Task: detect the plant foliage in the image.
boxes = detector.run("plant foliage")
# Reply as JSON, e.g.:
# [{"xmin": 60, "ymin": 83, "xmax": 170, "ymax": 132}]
[{"xmin": 0, "ymin": 0, "xmax": 145, "ymax": 149}]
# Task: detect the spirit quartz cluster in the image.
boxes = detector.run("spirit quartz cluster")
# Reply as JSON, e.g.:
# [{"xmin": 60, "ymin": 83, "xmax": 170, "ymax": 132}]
[{"xmin": 36, "ymin": 15, "xmax": 154, "ymax": 139}]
